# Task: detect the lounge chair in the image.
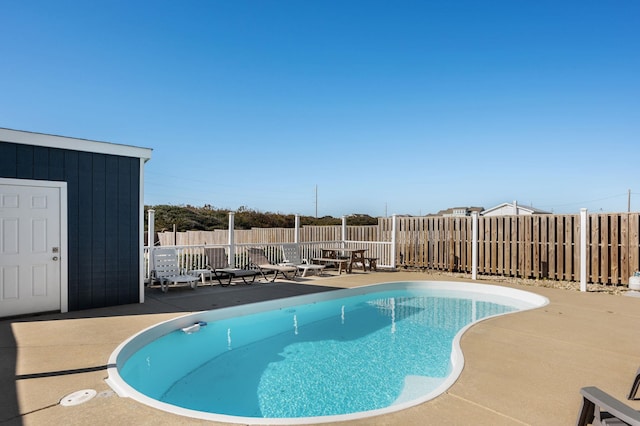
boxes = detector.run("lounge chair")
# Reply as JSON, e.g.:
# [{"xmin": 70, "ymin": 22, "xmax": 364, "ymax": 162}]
[
  {"xmin": 576, "ymin": 386, "xmax": 640, "ymax": 426},
  {"xmin": 204, "ymin": 247, "xmax": 259, "ymax": 286},
  {"xmin": 629, "ymin": 367, "xmax": 640, "ymax": 400},
  {"xmin": 281, "ymin": 244, "xmax": 325, "ymax": 277},
  {"xmin": 152, "ymin": 248, "xmax": 199, "ymax": 293},
  {"xmin": 246, "ymin": 247, "xmax": 298, "ymax": 282}
]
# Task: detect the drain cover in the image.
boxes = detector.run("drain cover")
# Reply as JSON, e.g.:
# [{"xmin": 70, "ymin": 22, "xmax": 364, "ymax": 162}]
[{"xmin": 60, "ymin": 389, "xmax": 97, "ymax": 406}]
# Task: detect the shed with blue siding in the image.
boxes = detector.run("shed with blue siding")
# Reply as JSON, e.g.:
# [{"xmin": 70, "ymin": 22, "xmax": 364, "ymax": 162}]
[{"xmin": 0, "ymin": 128, "xmax": 152, "ymax": 315}]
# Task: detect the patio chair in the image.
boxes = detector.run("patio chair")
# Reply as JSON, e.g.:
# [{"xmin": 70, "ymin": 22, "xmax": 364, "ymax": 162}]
[
  {"xmin": 246, "ymin": 247, "xmax": 297, "ymax": 282},
  {"xmin": 629, "ymin": 367, "xmax": 640, "ymax": 401},
  {"xmin": 152, "ymin": 248, "xmax": 199, "ymax": 293},
  {"xmin": 281, "ymin": 244, "xmax": 325, "ymax": 277},
  {"xmin": 204, "ymin": 247, "xmax": 259, "ymax": 286},
  {"xmin": 576, "ymin": 386, "xmax": 640, "ymax": 426}
]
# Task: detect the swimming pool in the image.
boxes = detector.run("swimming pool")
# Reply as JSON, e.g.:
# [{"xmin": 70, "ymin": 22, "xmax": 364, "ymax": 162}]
[{"xmin": 106, "ymin": 281, "xmax": 547, "ymax": 424}]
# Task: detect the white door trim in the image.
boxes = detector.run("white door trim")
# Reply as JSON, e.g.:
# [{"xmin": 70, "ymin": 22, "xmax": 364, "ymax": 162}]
[{"xmin": 0, "ymin": 178, "xmax": 68, "ymax": 313}]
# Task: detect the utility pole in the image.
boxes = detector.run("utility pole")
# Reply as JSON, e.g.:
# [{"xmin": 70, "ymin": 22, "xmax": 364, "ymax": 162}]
[
  {"xmin": 629, "ymin": 189, "xmax": 631, "ymax": 213},
  {"xmin": 315, "ymin": 184, "xmax": 318, "ymax": 218}
]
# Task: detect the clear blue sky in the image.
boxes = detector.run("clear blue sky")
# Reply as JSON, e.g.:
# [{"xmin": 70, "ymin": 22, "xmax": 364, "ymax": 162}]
[{"xmin": 2, "ymin": 1, "xmax": 639, "ymax": 217}]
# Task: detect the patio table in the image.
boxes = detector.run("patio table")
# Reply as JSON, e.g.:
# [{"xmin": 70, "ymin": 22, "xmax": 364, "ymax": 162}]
[{"xmin": 318, "ymin": 248, "xmax": 367, "ymax": 274}]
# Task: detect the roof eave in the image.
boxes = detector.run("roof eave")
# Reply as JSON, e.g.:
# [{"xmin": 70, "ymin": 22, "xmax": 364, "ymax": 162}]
[{"xmin": 0, "ymin": 128, "xmax": 153, "ymax": 161}]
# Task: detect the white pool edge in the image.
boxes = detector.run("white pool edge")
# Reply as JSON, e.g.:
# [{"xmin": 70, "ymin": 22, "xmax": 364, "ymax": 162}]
[{"xmin": 106, "ymin": 280, "xmax": 549, "ymax": 425}]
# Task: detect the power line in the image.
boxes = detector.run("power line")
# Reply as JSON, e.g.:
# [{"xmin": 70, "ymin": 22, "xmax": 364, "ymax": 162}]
[{"xmin": 541, "ymin": 192, "xmax": 630, "ymax": 208}]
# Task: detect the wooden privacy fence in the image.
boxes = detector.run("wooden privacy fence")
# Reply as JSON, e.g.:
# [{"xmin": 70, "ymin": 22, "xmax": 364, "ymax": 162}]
[
  {"xmin": 157, "ymin": 225, "xmax": 379, "ymax": 246},
  {"xmin": 157, "ymin": 213, "xmax": 640, "ymax": 285},
  {"xmin": 379, "ymin": 213, "xmax": 640, "ymax": 285}
]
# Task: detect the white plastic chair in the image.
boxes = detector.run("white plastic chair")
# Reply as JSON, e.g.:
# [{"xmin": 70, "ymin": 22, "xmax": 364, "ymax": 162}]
[
  {"xmin": 281, "ymin": 244, "xmax": 325, "ymax": 277},
  {"xmin": 152, "ymin": 248, "xmax": 198, "ymax": 292}
]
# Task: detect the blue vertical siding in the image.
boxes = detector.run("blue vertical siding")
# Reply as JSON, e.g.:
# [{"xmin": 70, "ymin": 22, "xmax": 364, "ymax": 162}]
[
  {"xmin": 105, "ymin": 155, "xmax": 119, "ymax": 306},
  {"xmin": 0, "ymin": 141, "xmax": 141, "ymax": 310},
  {"xmin": 77, "ymin": 151, "xmax": 93, "ymax": 308},
  {"xmin": 16, "ymin": 144, "xmax": 34, "ymax": 178}
]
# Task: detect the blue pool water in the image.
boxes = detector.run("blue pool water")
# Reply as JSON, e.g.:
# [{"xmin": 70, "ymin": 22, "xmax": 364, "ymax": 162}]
[{"xmin": 108, "ymin": 281, "xmax": 547, "ymax": 423}]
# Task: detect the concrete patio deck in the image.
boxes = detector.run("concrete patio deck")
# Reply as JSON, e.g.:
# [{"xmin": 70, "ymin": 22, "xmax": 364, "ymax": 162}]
[{"xmin": 2, "ymin": 271, "xmax": 640, "ymax": 425}]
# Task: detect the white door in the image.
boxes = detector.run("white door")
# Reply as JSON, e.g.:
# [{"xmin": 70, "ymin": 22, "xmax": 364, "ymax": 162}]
[{"xmin": 0, "ymin": 181, "xmax": 63, "ymax": 317}]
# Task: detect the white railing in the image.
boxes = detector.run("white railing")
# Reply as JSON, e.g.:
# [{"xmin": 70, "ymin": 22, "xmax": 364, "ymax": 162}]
[{"xmin": 143, "ymin": 240, "xmax": 394, "ymax": 283}]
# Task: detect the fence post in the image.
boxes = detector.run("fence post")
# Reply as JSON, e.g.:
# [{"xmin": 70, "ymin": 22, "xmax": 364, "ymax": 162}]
[
  {"xmin": 228, "ymin": 212, "xmax": 235, "ymax": 267},
  {"xmin": 580, "ymin": 208, "xmax": 588, "ymax": 292},
  {"xmin": 295, "ymin": 214, "xmax": 300, "ymax": 244},
  {"xmin": 341, "ymin": 216, "xmax": 347, "ymax": 244},
  {"xmin": 147, "ymin": 209, "xmax": 155, "ymax": 285},
  {"xmin": 391, "ymin": 214, "xmax": 397, "ymax": 269},
  {"xmin": 472, "ymin": 211, "xmax": 478, "ymax": 280}
]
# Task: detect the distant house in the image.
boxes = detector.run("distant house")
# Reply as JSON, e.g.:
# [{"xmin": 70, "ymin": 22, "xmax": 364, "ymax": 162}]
[
  {"xmin": 0, "ymin": 128, "xmax": 152, "ymax": 317},
  {"xmin": 481, "ymin": 200, "xmax": 551, "ymax": 216},
  {"xmin": 436, "ymin": 206, "xmax": 484, "ymax": 217}
]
